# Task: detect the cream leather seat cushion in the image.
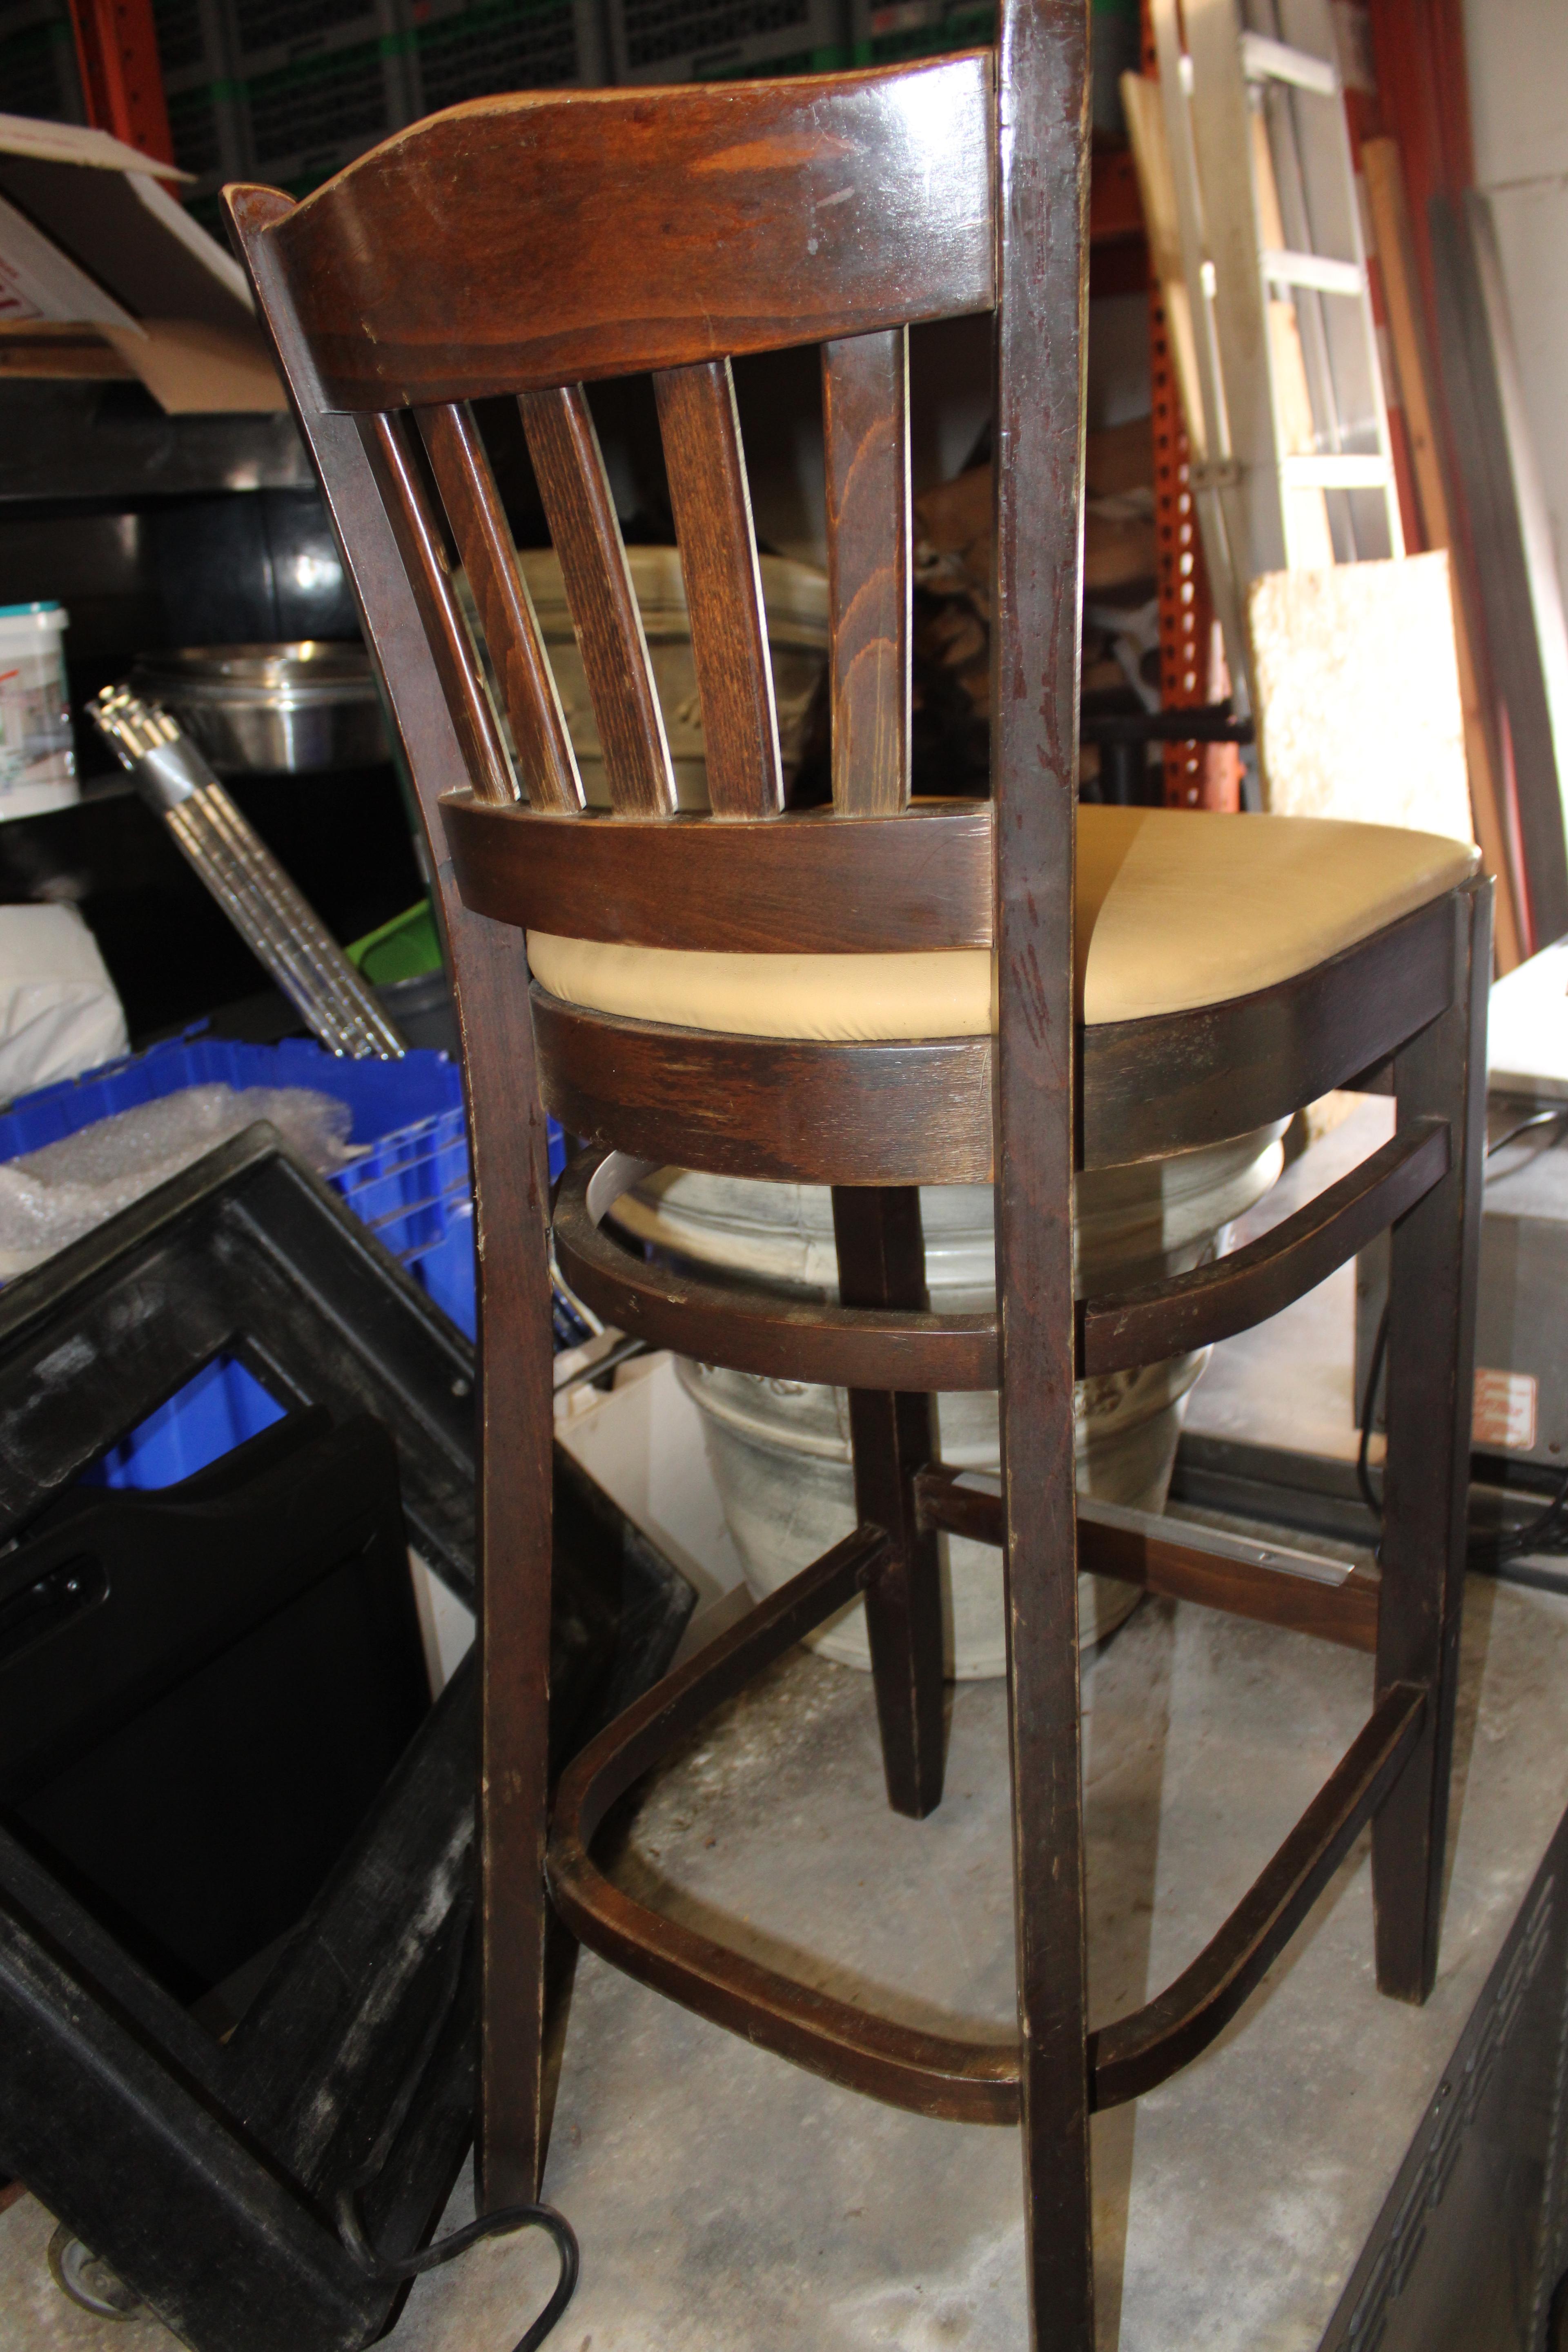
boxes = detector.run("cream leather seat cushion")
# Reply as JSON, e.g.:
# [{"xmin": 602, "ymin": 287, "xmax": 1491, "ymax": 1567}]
[{"xmin": 528, "ymin": 804, "xmax": 1479, "ymax": 1040}]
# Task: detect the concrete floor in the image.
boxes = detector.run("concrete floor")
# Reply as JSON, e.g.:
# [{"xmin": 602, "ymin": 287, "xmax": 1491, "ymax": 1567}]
[{"xmin": 7, "ymin": 1094, "xmax": 1568, "ymax": 2350}]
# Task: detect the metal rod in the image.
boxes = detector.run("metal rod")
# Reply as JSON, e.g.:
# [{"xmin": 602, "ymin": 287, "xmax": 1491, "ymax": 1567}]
[{"xmin": 89, "ymin": 685, "xmax": 405, "ymax": 1060}]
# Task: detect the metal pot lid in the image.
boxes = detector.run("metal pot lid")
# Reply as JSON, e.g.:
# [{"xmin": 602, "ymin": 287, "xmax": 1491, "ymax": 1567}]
[{"xmin": 131, "ymin": 642, "xmax": 379, "ymax": 707}]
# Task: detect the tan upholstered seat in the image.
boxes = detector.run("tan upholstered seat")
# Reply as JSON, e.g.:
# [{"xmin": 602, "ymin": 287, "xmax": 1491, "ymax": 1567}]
[{"xmin": 528, "ymin": 804, "xmax": 1479, "ymax": 1041}]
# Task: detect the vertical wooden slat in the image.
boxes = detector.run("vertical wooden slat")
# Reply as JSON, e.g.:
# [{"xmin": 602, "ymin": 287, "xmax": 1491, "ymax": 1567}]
[
  {"xmin": 1374, "ymin": 878, "xmax": 1490, "ymax": 2002},
  {"xmin": 992, "ymin": 0, "xmax": 1094, "ymax": 2346},
  {"xmin": 519, "ymin": 383, "xmax": 677, "ymax": 816},
  {"xmin": 653, "ymin": 358, "xmax": 783, "ymax": 819},
  {"xmin": 419, "ymin": 401, "xmax": 584, "ymax": 816},
  {"xmin": 831, "ymin": 1185, "xmax": 945, "ymax": 1820},
  {"xmin": 227, "ymin": 184, "xmax": 557, "ymax": 2214},
  {"xmin": 822, "ymin": 328, "xmax": 911, "ymax": 814},
  {"xmin": 363, "ymin": 412, "xmax": 517, "ymax": 808}
]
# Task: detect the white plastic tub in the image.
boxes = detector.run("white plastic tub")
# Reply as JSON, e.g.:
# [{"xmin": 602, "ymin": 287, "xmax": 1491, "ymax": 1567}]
[{"xmin": 0, "ymin": 603, "xmax": 76, "ymax": 820}]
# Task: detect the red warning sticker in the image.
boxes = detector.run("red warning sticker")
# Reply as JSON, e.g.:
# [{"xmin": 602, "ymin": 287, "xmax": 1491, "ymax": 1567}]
[{"xmin": 1473, "ymin": 1367, "xmax": 1538, "ymax": 1452}]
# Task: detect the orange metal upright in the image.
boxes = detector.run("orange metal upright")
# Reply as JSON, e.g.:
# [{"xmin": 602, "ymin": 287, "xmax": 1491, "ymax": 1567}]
[
  {"xmin": 66, "ymin": 0, "xmax": 175, "ymax": 167},
  {"xmin": 1139, "ymin": 0, "xmax": 1241, "ymax": 810}
]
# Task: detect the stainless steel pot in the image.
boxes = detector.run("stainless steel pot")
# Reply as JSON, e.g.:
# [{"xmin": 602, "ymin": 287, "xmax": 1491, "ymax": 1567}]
[{"xmin": 129, "ymin": 643, "xmax": 389, "ymax": 774}]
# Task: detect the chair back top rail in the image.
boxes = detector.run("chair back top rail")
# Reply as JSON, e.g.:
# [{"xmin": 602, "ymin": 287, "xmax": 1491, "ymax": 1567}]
[
  {"xmin": 228, "ymin": 57, "xmax": 1002, "ymax": 828},
  {"xmin": 247, "ymin": 61, "xmax": 996, "ymax": 413}
]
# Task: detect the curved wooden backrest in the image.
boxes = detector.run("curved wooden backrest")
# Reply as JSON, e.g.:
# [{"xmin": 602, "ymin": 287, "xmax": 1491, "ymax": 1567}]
[{"xmin": 223, "ymin": 43, "xmax": 1073, "ymax": 881}]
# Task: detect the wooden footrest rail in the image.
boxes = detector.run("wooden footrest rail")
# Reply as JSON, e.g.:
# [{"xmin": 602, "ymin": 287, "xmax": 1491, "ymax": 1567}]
[
  {"xmin": 552, "ymin": 1123, "xmax": 1448, "ymax": 1394},
  {"xmin": 917, "ymin": 1466, "xmax": 1380, "ymax": 1652},
  {"xmin": 546, "ymin": 1530, "xmax": 1425, "ymax": 2125}
]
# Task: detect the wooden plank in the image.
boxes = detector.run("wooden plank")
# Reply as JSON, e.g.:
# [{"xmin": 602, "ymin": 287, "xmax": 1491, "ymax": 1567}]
[
  {"xmin": 418, "ymin": 401, "xmax": 583, "ymax": 815},
  {"xmin": 832, "ymin": 1187, "xmax": 944, "ymax": 1816},
  {"xmin": 1361, "ymin": 138, "xmax": 1523, "ymax": 972},
  {"xmin": 822, "ymin": 328, "xmax": 911, "ymax": 814},
  {"xmin": 246, "ymin": 59, "xmax": 997, "ymax": 408},
  {"xmin": 520, "ymin": 384, "xmax": 677, "ymax": 817},
  {"xmin": 1430, "ymin": 194, "xmax": 1568, "ymax": 949},
  {"xmin": 653, "ymin": 359, "xmax": 783, "ymax": 819},
  {"xmin": 992, "ymin": 0, "xmax": 1094, "ymax": 2336}
]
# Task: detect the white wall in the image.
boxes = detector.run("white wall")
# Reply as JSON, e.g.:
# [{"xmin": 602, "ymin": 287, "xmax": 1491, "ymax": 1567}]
[{"xmin": 1463, "ymin": 0, "xmax": 1568, "ymax": 615}]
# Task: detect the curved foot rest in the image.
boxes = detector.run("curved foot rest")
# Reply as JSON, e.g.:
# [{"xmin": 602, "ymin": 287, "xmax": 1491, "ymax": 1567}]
[
  {"xmin": 552, "ymin": 1149, "xmax": 1001, "ymax": 1392},
  {"xmin": 545, "ymin": 1531, "xmax": 1428, "ymax": 2122}
]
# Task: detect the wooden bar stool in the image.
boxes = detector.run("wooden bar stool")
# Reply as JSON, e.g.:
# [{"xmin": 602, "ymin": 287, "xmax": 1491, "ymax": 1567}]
[{"xmin": 226, "ymin": 7, "xmax": 1488, "ymax": 2335}]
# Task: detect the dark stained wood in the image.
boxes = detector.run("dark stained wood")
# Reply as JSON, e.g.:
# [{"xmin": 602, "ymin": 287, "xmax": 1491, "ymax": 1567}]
[
  {"xmin": 226, "ymin": 181, "xmax": 558, "ymax": 2214},
  {"xmin": 653, "ymin": 359, "xmax": 783, "ymax": 819},
  {"xmin": 532, "ymin": 989, "xmax": 996, "ymax": 1186},
  {"xmin": 237, "ymin": 58, "xmax": 997, "ymax": 409},
  {"xmin": 823, "ymin": 328, "xmax": 911, "ymax": 813},
  {"xmin": 991, "ymin": 0, "xmax": 1092, "ymax": 2334},
  {"xmin": 1080, "ymin": 891, "xmax": 1457, "ymax": 1170},
  {"xmin": 553, "ymin": 1148, "xmax": 998, "ymax": 1388},
  {"xmin": 1079, "ymin": 1120, "xmax": 1450, "ymax": 1375},
  {"xmin": 1091, "ymin": 1683, "xmax": 1426, "ymax": 2109},
  {"xmin": 417, "ymin": 401, "xmax": 583, "ymax": 814},
  {"xmin": 914, "ymin": 1466, "xmax": 1381, "ymax": 1651},
  {"xmin": 519, "ymin": 383, "xmax": 677, "ymax": 816},
  {"xmin": 832, "ymin": 1187, "xmax": 945, "ymax": 1817},
  {"xmin": 548, "ymin": 1528, "xmax": 1024, "ymax": 2127},
  {"xmin": 1373, "ymin": 880, "xmax": 1491, "ymax": 2001},
  {"xmin": 524, "ymin": 902, "xmax": 1457, "ymax": 1185},
  {"xmin": 361, "ymin": 414, "xmax": 516, "ymax": 806},
  {"xmin": 442, "ymin": 794, "xmax": 993, "ymax": 951}
]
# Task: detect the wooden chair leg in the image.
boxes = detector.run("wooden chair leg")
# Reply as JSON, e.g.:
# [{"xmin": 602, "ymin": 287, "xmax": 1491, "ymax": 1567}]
[
  {"xmin": 831, "ymin": 1186, "xmax": 947, "ymax": 1820},
  {"xmin": 1373, "ymin": 878, "xmax": 1491, "ymax": 2002},
  {"xmin": 460, "ymin": 918, "xmax": 559, "ymax": 2209}
]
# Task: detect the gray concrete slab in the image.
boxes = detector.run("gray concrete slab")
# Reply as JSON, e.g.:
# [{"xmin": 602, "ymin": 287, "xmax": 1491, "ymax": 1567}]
[{"xmin": 10, "ymin": 1566, "xmax": 1561, "ymax": 2351}]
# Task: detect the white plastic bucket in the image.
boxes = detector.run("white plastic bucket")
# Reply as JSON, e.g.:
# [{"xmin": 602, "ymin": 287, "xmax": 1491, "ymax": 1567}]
[
  {"xmin": 614, "ymin": 1129, "xmax": 1286, "ymax": 1677},
  {"xmin": 0, "ymin": 604, "xmax": 77, "ymax": 819}
]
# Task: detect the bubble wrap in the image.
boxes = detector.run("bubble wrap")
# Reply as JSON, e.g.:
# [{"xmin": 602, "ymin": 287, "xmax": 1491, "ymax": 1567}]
[{"xmin": 0, "ymin": 1084, "xmax": 360, "ymax": 1276}]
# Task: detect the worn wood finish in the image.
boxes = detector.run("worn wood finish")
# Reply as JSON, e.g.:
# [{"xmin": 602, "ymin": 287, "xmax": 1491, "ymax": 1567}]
[
  {"xmin": 240, "ymin": 59, "xmax": 997, "ymax": 410},
  {"xmin": 1374, "ymin": 879, "xmax": 1490, "ymax": 2001},
  {"xmin": 526, "ymin": 897, "xmax": 1456, "ymax": 1185},
  {"xmin": 548, "ymin": 1534, "xmax": 1419, "ymax": 2125},
  {"xmin": 361, "ymin": 414, "xmax": 516, "ymax": 808},
  {"xmin": 554, "ymin": 1148, "xmax": 998, "ymax": 1388},
  {"xmin": 653, "ymin": 359, "xmax": 783, "ymax": 819},
  {"xmin": 533, "ymin": 990, "xmax": 996, "ymax": 1186},
  {"xmin": 823, "ymin": 328, "xmax": 911, "ymax": 813},
  {"xmin": 417, "ymin": 401, "xmax": 583, "ymax": 814},
  {"xmin": 1091, "ymin": 1683, "xmax": 1427, "ymax": 2109},
  {"xmin": 519, "ymin": 383, "xmax": 677, "ymax": 816},
  {"xmin": 833, "ymin": 1187, "xmax": 946, "ymax": 1817},
  {"xmin": 227, "ymin": 182, "xmax": 557, "ymax": 2214},
  {"xmin": 1079, "ymin": 1120, "xmax": 1450, "ymax": 1375},
  {"xmin": 990, "ymin": 0, "xmax": 1093, "ymax": 2334},
  {"xmin": 442, "ymin": 795, "xmax": 992, "ymax": 951},
  {"xmin": 914, "ymin": 1467, "xmax": 1381, "ymax": 1651}
]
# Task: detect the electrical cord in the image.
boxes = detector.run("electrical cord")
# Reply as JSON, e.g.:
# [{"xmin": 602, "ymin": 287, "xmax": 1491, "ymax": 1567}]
[
  {"xmin": 335, "ymin": 2186, "xmax": 579, "ymax": 2352},
  {"xmin": 1358, "ymin": 1107, "xmax": 1568, "ymax": 1566}
]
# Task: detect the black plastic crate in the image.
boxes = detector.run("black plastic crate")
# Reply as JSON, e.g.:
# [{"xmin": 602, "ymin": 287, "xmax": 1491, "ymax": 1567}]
[
  {"xmin": 608, "ymin": 0, "xmax": 841, "ymax": 81},
  {"xmin": 406, "ymin": 0, "xmax": 603, "ymax": 111},
  {"xmin": 0, "ymin": 0, "xmax": 82, "ymax": 121},
  {"xmin": 244, "ymin": 37, "xmax": 405, "ymax": 180}
]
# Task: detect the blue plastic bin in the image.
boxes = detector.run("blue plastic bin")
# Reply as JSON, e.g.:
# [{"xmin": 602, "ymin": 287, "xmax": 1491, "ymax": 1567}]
[{"xmin": 0, "ymin": 1031, "xmax": 567, "ymax": 1489}]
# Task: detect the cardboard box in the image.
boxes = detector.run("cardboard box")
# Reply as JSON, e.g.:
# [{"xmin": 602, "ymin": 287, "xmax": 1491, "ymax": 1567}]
[{"xmin": 0, "ymin": 110, "xmax": 283, "ymax": 413}]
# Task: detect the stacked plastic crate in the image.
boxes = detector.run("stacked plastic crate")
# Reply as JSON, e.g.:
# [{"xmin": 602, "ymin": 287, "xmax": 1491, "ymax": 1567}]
[
  {"xmin": 152, "ymin": 0, "xmax": 248, "ymax": 234},
  {"xmin": 403, "ymin": 0, "xmax": 605, "ymax": 116},
  {"xmin": 232, "ymin": 0, "xmax": 412, "ymax": 200},
  {"xmin": 0, "ymin": 0, "xmax": 83, "ymax": 123},
  {"xmin": 606, "ymin": 0, "xmax": 843, "ymax": 85}
]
